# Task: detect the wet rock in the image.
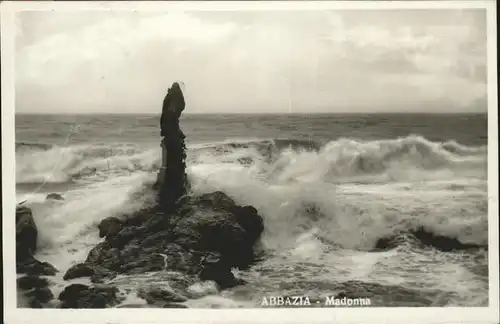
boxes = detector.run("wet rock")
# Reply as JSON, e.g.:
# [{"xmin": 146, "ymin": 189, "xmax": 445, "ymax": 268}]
[
  {"xmin": 85, "ymin": 242, "xmax": 110, "ymax": 264},
  {"xmin": 16, "ymin": 206, "xmax": 37, "ymax": 261},
  {"xmin": 162, "ymin": 243, "xmax": 203, "ymax": 274},
  {"xmin": 373, "ymin": 226, "xmax": 487, "ymax": 252},
  {"xmin": 64, "ymin": 263, "xmax": 95, "ymax": 280},
  {"xmin": 98, "ymin": 217, "xmax": 124, "ymax": 238},
  {"xmin": 85, "ymin": 242, "xmax": 121, "ymax": 271},
  {"xmin": 114, "ymin": 226, "xmax": 147, "ymax": 247},
  {"xmin": 197, "ymin": 190, "xmax": 238, "ymax": 211},
  {"xmin": 79, "ymin": 191, "xmax": 263, "ymax": 291},
  {"xmin": 17, "ymin": 275, "xmax": 49, "ymax": 290},
  {"xmin": 17, "ymin": 256, "xmax": 58, "ymax": 276},
  {"xmin": 59, "ymin": 284, "xmax": 119, "ymax": 308},
  {"xmin": 117, "ymin": 304, "xmax": 153, "ymax": 308},
  {"xmin": 90, "ymin": 267, "xmax": 117, "ymax": 283},
  {"xmin": 140, "ymin": 230, "xmax": 173, "ymax": 249},
  {"xmin": 46, "ymin": 193, "xmax": 64, "ymax": 201},
  {"xmin": 232, "ymin": 205, "xmax": 264, "ymax": 243},
  {"xmin": 198, "ymin": 253, "xmax": 243, "ymax": 289},
  {"xmin": 16, "ymin": 206, "xmax": 58, "ymax": 276},
  {"xmin": 162, "ymin": 303, "xmax": 189, "ymax": 308},
  {"xmin": 121, "ymin": 253, "xmax": 165, "ymax": 274},
  {"xmin": 172, "ymin": 191, "xmax": 262, "ymax": 268},
  {"xmin": 137, "ymin": 287, "xmax": 188, "ymax": 305},
  {"xmin": 25, "ymin": 287, "xmax": 54, "ymax": 306},
  {"xmin": 410, "ymin": 226, "xmax": 486, "ymax": 252}
]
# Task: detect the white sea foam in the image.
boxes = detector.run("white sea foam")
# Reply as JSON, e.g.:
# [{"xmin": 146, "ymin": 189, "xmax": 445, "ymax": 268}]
[{"xmin": 15, "ymin": 135, "xmax": 488, "ymax": 307}]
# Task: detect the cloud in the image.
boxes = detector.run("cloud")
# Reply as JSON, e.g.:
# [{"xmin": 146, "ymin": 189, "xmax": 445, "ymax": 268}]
[{"xmin": 15, "ymin": 9, "xmax": 487, "ymax": 114}]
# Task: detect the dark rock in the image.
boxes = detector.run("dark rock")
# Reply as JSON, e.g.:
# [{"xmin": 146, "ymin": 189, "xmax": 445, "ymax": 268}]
[
  {"xmin": 161, "ymin": 303, "xmax": 189, "ymax": 308},
  {"xmin": 64, "ymin": 263, "xmax": 95, "ymax": 280},
  {"xmin": 85, "ymin": 242, "xmax": 121, "ymax": 271},
  {"xmin": 59, "ymin": 284, "xmax": 119, "ymax": 308},
  {"xmin": 98, "ymin": 217, "xmax": 124, "ymax": 238},
  {"xmin": 198, "ymin": 253, "xmax": 242, "ymax": 289},
  {"xmin": 90, "ymin": 267, "xmax": 117, "ymax": 283},
  {"xmin": 121, "ymin": 253, "xmax": 165, "ymax": 274},
  {"xmin": 411, "ymin": 226, "xmax": 486, "ymax": 252},
  {"xmin": 137, "ymin": 287, "xmax": 188, "ymax": 305},
  {"xmin": 232, "ymin": 205, "xmax": 264, "ymax": 243},
  {"xmin": 115, "ymin": 226, "xmax": 147, "ymax": 246},
  {"xmin": 373, "ymin": 234, "xmax": 409, "ymax": 251},
  {"xmin": 15, "ymin": 207, "xmax": 58, "ymax": 277},
  {"xmin": 198, "ymin": 191, "xmax": 237, "ymax": 211},
  {"xmin": 140, "ymin": 230, "xmax": 172, "ymax": 249},
  {"xmin": 162, "ymin": 243, "xmax": 203, "ymax": 274},
  {"xmin": 172, "ymin": 192, "xmax": 262, "ymax": 268},
  {"xmin": 15, "ymin": 205, "xmax": 59, "ymax": 278},
  {"xmin": 25, "ymin": 287, "xmax": 54, "ymax": 304},
  {"xmin": 17, "ymin": 257, "xmax": 58, "ymax": 276},
  {"xmin": 373, "ymin": 226, "xmax": 487, "ymax": 252},
  {"xmin": 16, "ymin": 206, "xmax": 37, "ymax": 261},
  {"xmin": 75, "ymin": 191, "xmax": 263, "ymax": 291},
  {"xmin": 29, "ymin": 300, "xmax": 44, "ymax": 308},
  {"xmin": 46, "ymin": 193, "xmax": 64, "ymax": 201},
  {"xmin": 59, "ymin": 283, "xmax": 89, "ymax": 300},
  {"xmin": 85, "ymin": 242, "xmax": 111, "ymax": 264},
  {"xmin": 122, "ymin": 205, "xmax": 161, "ymax": 227},
  {"xmin": 17, "ymin": 275, "xmax": 49, "ymax": 290},
  {"xmin": 117, "ymin": 304, "xmax": 155, "ymax": 308}
]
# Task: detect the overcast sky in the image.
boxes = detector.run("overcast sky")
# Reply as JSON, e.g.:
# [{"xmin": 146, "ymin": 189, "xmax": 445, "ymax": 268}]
[{"xmin": 15, "ymin": 9, "xmax": 487, "ymax": 114}]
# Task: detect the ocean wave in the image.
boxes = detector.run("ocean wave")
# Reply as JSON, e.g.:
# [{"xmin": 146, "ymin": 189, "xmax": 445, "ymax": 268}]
[
  {"xmin": 16, "ymin": 134, "xmax": 488, "ymax": 308},
  {"xmin": 189, "ymin": 171, "xmax": 488, "ymax": 251},
  {"xmin": 16, "ymin": 135, "xmax": 486, "ymax": 185},
  {"xmin": 191, "ymin": 135, "xmax": 486, "ymax": 184},
  {"xmin": 16, "ymin": 143, "xmax": 160, "ymax": 183}
]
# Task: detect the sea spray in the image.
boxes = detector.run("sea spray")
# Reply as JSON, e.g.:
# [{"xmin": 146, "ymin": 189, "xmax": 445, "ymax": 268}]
[{"xmin": 15, "ymin": 134, "xmax": 488, "ymax": 307}]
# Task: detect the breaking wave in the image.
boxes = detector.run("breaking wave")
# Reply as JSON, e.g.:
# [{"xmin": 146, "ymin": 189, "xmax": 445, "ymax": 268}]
[
  {"xmin": 16, "ymin": 135, "xmax": 486, "ymax": 185},
  {"xmin": 17, "ymin": 134, "xmax": 488, "ymax": 307}
]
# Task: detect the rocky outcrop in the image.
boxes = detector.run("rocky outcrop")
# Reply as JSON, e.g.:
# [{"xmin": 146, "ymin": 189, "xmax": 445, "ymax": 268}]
[
  {"xmin": 17, "ymin": 256, "xmax": 58, "ymax": 276},
  {"xmin": 62, "ymin": 191, "xmax": 263, "ymax": 289},
  {"xmin": 16, "ymin": 206, "xmax": 58, "ymax": 276},
  {"xmin": 137, "ymin": 287, "xmax": 188, "ymax": 307},
  {"xmin": 46, "ymin": 193, "xmax": 64, "ymax": 201},
  {"xmin": 98, "ymin": 217, "xmax": 124, "ymax": 238},
  {"xmin": 58, "ymin": 284, "xmax": 121, "ymax": 308},
  {"xmin": 17, "ymin": 275, "xmax": 54, "ymax": 308},
  {"xmin": 63, "ymin": 263, "xmax": 96, "ymax": 281},
  {"xmin": 373, "ymin": 226, "xmax": 487, "ymax": 252},
  {"xmin": 16, "ymin": 206, "xmax": 38, "ymax": 261}
]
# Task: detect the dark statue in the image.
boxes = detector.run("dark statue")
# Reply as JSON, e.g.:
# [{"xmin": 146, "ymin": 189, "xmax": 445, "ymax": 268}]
[{"xmin": 155, "ymin": 82, "xmax": 189, "ymax": 212}]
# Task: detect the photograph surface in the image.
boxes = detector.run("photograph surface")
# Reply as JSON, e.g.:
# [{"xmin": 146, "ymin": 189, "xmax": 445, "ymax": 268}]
[{"xmin": 2, "ymin": 1, "xmax": 498, "ymax": 323}]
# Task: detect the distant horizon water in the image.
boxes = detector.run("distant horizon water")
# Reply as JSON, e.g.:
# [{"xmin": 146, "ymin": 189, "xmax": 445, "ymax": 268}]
[{"xmin": 14, "ymin": 111, "xmax": 489, "ymax": 116}]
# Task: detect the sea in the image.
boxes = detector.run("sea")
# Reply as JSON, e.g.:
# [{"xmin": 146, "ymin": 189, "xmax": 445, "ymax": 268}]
[{"xmin": 15, "ymin": 113, "xmax": 489, "ymax": 307}]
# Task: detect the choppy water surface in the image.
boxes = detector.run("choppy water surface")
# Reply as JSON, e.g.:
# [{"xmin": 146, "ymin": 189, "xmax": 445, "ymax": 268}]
[{"xmin": 15, "ymin": 113, "xmax": 488, "ymax": 307}]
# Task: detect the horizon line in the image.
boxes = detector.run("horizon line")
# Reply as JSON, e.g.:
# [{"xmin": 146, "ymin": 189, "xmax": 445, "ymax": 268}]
[{"xmin": 15, "ymin": 111, "xmax": 488, "ymax": 116}]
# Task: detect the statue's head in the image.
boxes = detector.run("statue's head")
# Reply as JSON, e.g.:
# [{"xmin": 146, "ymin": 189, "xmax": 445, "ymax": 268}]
[{"xmin": 172, "ymin": 81, "xmax": 185, "ymax": 93}]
